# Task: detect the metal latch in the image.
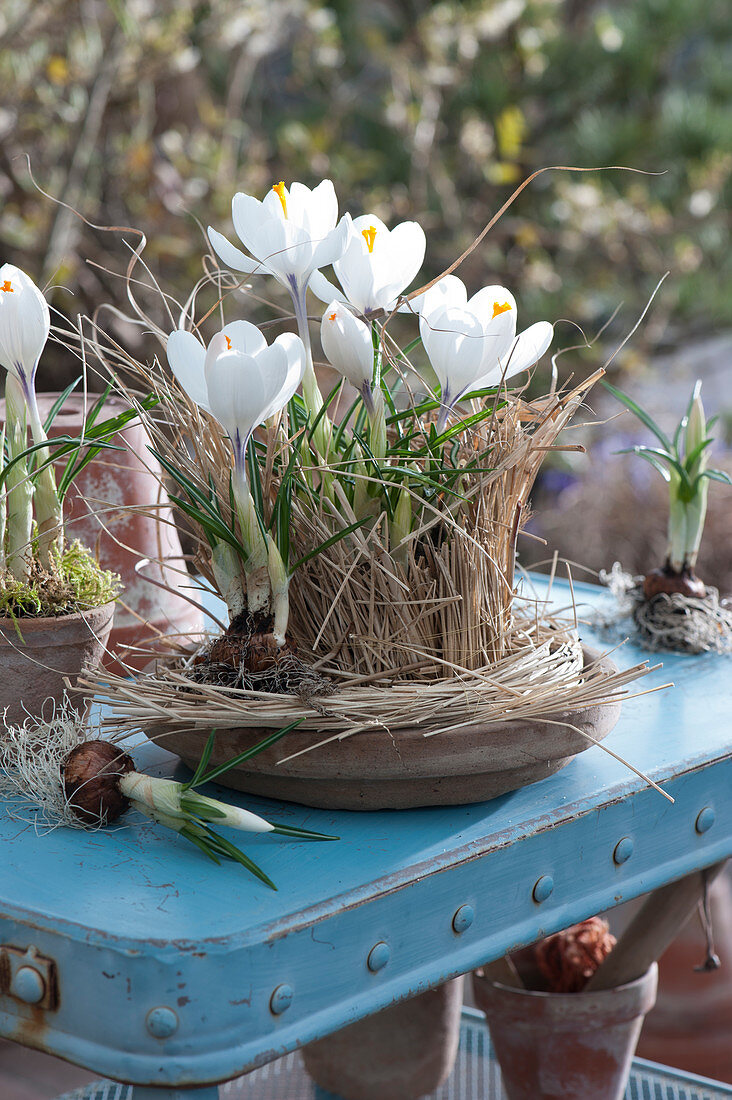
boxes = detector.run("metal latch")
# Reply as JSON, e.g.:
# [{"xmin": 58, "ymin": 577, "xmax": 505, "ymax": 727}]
[{"xmin": 0, "ymin": 945, "xmax": 58, "ymax": 1010}]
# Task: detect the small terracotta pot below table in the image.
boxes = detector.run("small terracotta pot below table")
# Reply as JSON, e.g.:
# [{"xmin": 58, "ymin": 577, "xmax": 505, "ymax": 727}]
[
  {"xmin": 472, "ymin": 964, "xmax": 658, "ymax": 1100},
  {"xmin": 302, "ymin": 977, "xmax": 464, "ymax": 1100}
]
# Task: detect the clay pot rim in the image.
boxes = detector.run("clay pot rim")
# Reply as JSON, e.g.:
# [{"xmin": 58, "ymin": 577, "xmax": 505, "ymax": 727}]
[
  {"xmin": 0, "ymin": 599, "xmax": 117, "ymax": 627},
  {"xmin": 0, "ymin": 600, "xmax": 117, "ymax": 647},
  {"xmin": 477, "ymin": 961, "xmax": 658, "ymax": 1003}
]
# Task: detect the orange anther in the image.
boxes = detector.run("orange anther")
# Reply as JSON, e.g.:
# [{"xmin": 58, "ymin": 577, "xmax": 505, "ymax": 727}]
[
  {"xmin": 328, "ymin": 312, "xmax": 337, "ymax": 321},
  {"xmin": 225, "ymin": 335, "xmax": 232, "ymax": 350},
  {"xmin": 361, "ymin": 226, "xmax": 377, "ymax": 253},
  {"xmin": 492, "ymin": 300, "xmax": 511, "ymax": 318},
  {"xmin": 1, "ymin": 280, "xmax": 13, "ymax": 293},
  {"xmin": 272, "ymin": 181, "xmax": 288, "ymax": 218}
]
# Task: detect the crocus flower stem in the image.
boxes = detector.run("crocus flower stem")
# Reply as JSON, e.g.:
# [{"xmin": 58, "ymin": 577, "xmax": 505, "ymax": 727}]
[
  {"xmin": 0, "ymin": 425, "xmax": 5, "ymax": 572},
  {"xmin": 4, "ymin": 375, "xmax": 62, "ymax": 568},
  {"xmin": 390, "ymin": 483, "xmax": 413, "ymax": 566},
  {"xmin": 291, "ymin": 285, "xmax": 333, "ymax": 462},
  {"xmin": 267, "ymin": 534, "xmax": 290, "ymax": 645},
  {"xmin": 231, "ymin": 461, "xmax": 270, "ymax": 616},
  {"xmin": 436, "ymin": 394, "xmax": 452, "ymax": 435},
  {"xmin": 5, "ymin": 413, "xmax": 33, "ymax": 583},
  {"xmin": 368, "ymin": 385, "xmax": 387, "ymax": 466},
  {"xmin": 210, "ymin": 541, "xmax": 246, "ymax": 619}
]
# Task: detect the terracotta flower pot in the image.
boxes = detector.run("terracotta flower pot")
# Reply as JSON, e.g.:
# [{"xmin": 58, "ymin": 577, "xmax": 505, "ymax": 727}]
[
  {"xmin": 302, "ymin": 977, "xmax": 464, "ymax": 1100},
  {"xmin": 1, "ymin": 393, "xmax": 204, "ymax": 674},
  {"xmin": 0, "ymin": 601, "xmax": 115, "ymax": 726},
  {"xmin": 472, "ymin": 964, "xmax": 657, "ymax": 1100}
]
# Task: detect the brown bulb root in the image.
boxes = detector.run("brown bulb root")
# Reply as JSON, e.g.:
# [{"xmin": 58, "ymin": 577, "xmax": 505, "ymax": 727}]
[
  {"xmin": 199, "ymin": 619, "xmax": 297, "ymax": 675},
  {"xmin": 643, "ymin": 565, "xmax": 706, "ymax": 600},
  {"xmin": 533, "ymin": 917, "xmax": 617, "ymax": 993},
  {"xmin": 63, "ymin": 740, "xmax": 136, "ymax": 825}
]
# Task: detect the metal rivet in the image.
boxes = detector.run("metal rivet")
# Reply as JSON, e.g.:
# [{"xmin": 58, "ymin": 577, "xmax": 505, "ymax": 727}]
[
  {"xmin": 367, "ymin": 942, "xmax": 391, "ymax": 972},
  {"xmin": 146, "ymin": 1006, "xmax": 179, "ymax": 1039},
  {"xmin": 10, "ymin": 966, "xmax": 45, "ymax": 1006},
  {"xmin": 613, "ymin": 837, "xmax": 634, "ymax": 865},
  {"xmin": 270, "ymin": 984, "xmax": 294, "ymax": 1015},
  {"xmin": 533, "ymin": 875, "xmax": 554, "ymax": 903},
  {"xmin": 452, "ymin": 905, "xmax": 475, "ymax": 934},
  {"xmin": 696, "ymin": 807, "xmax": 715, "ymax": 834}
]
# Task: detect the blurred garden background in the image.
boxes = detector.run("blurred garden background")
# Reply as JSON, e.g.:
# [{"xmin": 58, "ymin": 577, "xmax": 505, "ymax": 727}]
[{"xmin": 1, "ymin": 0, "xmax": 730, "ymax": 588}]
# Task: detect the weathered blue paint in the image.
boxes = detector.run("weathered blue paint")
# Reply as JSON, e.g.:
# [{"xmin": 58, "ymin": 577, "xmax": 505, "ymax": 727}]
[{"xmin": 0, "ymin": 575, "xmax": 730, "ymax": 1090}]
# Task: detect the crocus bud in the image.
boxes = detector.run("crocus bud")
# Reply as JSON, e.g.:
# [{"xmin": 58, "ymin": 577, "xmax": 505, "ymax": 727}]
[
  {"xmin": 685, "ymin": 380, "xmax": 707, "ymax": 479},
  {"xmin": 320, "ymin": 301, "xmax": 375, "ymax": 410}
]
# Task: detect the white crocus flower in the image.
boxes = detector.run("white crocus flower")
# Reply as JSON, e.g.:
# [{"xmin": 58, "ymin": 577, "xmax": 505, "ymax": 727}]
[
  {"xmin": 208, "ymin": 180, "xmax": 350, "ymax": 462},
  {"xmin": 0, "ymin": 264, "xmax": 50, "ymax": 427},
  {"xmin": 166, "ymin": 321, "xmax": 304, "ymax": 638},
  {"xmin": 320, "ymin": 301, "xmax": 387, "ymax": 462},
  {"xmin": 208, "ymin": 180, "xmax": 349, "ymax": 297},
  {"xmin": 320, "ymin": 301, "xmax": 375, "ymax": 412},
  {"xmin": 310, "ymin": 214, "xmax": 426, "ymax": 317},
  {"xmin": 166, "ymin": 321, "xmax": 303, "ymax": 460},
  {"xmin": 0, "ymin": 265, "xmax": 62, "ymax": 564},
  {"xmin": 419, "ymin": 275, "xmax": 553, "ymax": 432}
]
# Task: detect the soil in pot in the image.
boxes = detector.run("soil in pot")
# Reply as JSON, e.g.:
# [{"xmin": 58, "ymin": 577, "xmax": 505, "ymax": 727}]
[
  {"xmin": 472, "ymin": 963, "xmax": 658, "ymax": 1100},
  {"xmin": 0, "ymin": 601, "xmax": 114, "ymax": 726},
  {"xmin": 302, "ymin": 977, "xmax": 464, "ymax": 1100}
]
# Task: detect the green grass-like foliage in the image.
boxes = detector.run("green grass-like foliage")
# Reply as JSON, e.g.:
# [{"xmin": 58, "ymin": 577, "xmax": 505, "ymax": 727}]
[{"xmin": 0, "ymin": 539, "xmax": 120, "ymax": 618}]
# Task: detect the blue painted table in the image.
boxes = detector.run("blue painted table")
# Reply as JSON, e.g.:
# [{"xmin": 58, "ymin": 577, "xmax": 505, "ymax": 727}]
[{"xmin": 1, "ymin": 575, "xmax": 731, "ymax": 1099}]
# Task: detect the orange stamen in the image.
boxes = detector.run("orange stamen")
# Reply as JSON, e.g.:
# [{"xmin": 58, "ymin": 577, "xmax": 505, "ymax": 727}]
[
  {"xmin": 225, "ymin": 335, "xmax": 232, "ymax": 350},
  {"xmin": 328, "ymin": 312, "xmax": 337, "ymax": 321},
  {"xmin": 492, "ymin": 300, "xmax": 511, "ymax": 318},
  {"xmin": 272, "ymin": 181, "xmax": 288, "ymax": 218},
  {"xmin": 361, "ymin": 226, "xmax": 377, "ymax": 253},
  {"xmin": 1, "ymin": 280, "xmax": 13, "ymax": 293}
]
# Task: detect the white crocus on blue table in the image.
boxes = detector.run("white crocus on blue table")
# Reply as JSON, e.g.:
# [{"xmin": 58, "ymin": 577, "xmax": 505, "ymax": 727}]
[{"xmin": 1, "ymin": 575, "xmax": 731, "ymax": 1099}]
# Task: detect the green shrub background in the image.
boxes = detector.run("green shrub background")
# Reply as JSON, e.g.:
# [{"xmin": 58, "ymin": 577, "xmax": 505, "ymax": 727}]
[{"xmin": 1, "ymin": 0, "xmax": 730, "ymax": 386}]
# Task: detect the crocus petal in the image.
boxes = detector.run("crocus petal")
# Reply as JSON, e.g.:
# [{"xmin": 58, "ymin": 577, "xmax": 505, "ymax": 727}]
[
  {"xmin": 166, "ymin": 330, "xmax": 211, "ymax": 412},
  {"xmin": 498, "ymin": 321, "xmax": 554, "ymax": 380},
  {"xmin": 231, "ymin": 192, "xmax": 269, "ymax": 257},
  {"xmin": 320, "ymin": 301, "xmax": 374, "ymax": 391},
  {"xmin": 207, "ymin": 227, "xmax": 264, "ymax": 275},
  {"xmin": 294, "ymin": 179, "xmax": 338, "ymax": 239},
  {"xmin": 467, "ymin": 284, "xmax": 517, "ymax": 320},
  {"xmin": 211, "ymin": 180, "xmax": 347, "ymax": 294},
  {"xmin": 206, "ymin": 348, "xmax": 268, "ymax": 456},
  {"xmin": 308, "ymin": 269, "xmax": 349, "ymax": 306},
  {"xmin": 334, "ymin": 235, "xmax": 377, "ymax": 314},
  {"xmin": 311, "ymin": 212, "xmax": 352, "ymax": 274},
  {"xmin": 262, "ymin": 332, "xmax": 306, "ymax": 419},
  {"xmin": 420, "ymin": 305, "xmax": 487, "ymax": 398},
  {"xmin": 380, "ymin": 221, "xmax": 426, "ymax": 301},
  {"xmin": 221, "ymin": 319, "xmax": 268, "ymax": 358},
  {"xmin": 418, "ymin": 275, "xmax": 468, "ymax": 321},
  {"xmin": 0, "ymin": 264, "xmax": 50, "ymax": 391}
]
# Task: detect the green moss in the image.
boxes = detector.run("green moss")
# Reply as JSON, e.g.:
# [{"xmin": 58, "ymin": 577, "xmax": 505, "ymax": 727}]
[{"xmin": 0, "ymin": 541, "xmax": 121, "ymax": 619}]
